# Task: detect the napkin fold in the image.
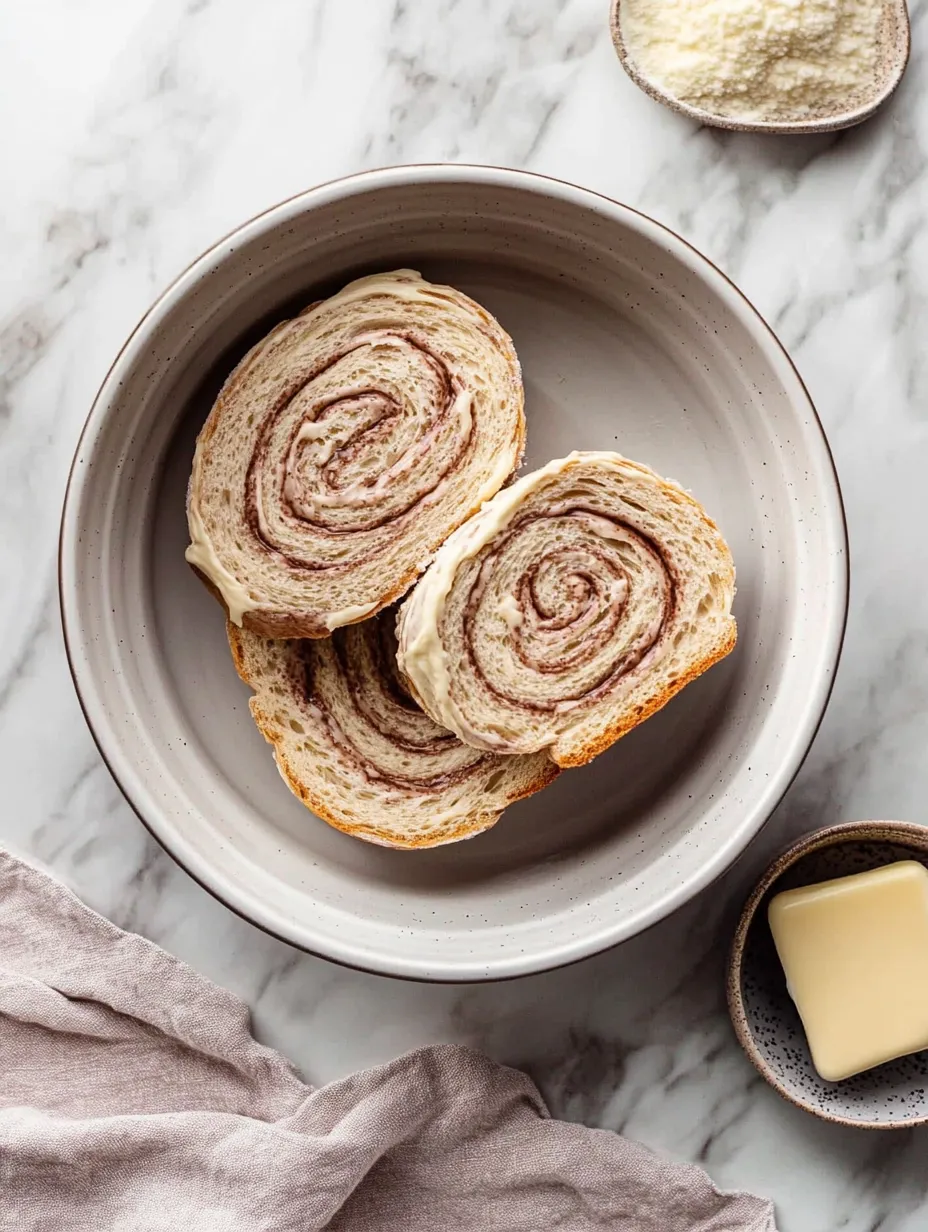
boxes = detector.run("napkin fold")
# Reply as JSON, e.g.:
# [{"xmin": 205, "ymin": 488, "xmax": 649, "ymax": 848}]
[{"xmin": 0, "ymin": 848, "xmax": 775, "ymax": 1230}]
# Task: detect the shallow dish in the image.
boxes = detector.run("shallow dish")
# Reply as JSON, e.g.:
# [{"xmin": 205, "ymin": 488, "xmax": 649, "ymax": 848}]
[
  {"xmin": 729, "ymin": 821, "xmax": 928, "ymax": 1128},
  {"xmin": 610, "ymin": 0, "xmax": 911, "ymax": 136},
  {"xmin": 60, "ymin": 165, "xmax": 848, "ymax": 981}
]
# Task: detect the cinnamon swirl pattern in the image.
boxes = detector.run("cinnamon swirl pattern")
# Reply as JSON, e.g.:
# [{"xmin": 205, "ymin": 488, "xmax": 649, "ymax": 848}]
[
  {"xmin": 187, "ymin": 270, "xmax": 525, "ymax": 638},
  {"xmin": 396, "ymin": 452, "xmax": 737, "ymax": 769},
  {"xmin": 228, "ymin": 610, "xmax": 558, "ymax": 849}
]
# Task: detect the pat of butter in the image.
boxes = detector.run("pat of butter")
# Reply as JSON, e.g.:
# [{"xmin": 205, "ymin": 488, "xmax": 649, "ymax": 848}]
[{"xmin": 768, "ymin": 861, "xmax": 928, "ymax": 1082}]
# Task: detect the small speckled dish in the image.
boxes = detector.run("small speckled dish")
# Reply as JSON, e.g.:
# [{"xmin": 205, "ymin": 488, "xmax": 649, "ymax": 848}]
[
  {"xmin": 60, "ymin": 166, "xmax": 847, "ymax": 981},
  {"xmin": 611, "ymin": 0, "xmax": 911, "ymax": 135},
  {"xmin": 729, "ymin": 821, "xmax": 928, "ymax": 1128}
]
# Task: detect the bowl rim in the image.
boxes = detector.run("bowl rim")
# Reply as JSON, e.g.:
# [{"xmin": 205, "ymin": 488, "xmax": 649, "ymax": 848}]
[
  {"xmin": 727, "ymin": 819, "xmax": 928, "ymax": 1128},
  {"xmin": 59, "ymin": 163, "xmax": 850, "ymax": 982}
]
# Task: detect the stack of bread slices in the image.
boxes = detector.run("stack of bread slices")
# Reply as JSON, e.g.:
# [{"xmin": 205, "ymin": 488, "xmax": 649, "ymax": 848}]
[{"xmin": 186, "ymin": 269, "xmax": 736, "ymax": 849}]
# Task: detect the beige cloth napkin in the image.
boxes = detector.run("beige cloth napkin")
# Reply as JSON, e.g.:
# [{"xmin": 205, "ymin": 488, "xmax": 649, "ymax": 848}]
[{"xmin": 0, "ymin": 848, "xmax": 775, "ymax": 1231}]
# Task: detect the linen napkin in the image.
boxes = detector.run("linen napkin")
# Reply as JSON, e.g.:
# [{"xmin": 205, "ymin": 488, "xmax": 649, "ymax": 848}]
[{"xmin": 0, "ymin": 847, "xmax": 776, "ymax": 1230}]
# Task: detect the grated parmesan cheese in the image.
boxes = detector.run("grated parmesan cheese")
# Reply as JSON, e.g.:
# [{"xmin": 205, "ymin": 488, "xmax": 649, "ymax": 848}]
[{"xmin": 621, "ymin": 0, "xmax": 885, "ymax": 123}]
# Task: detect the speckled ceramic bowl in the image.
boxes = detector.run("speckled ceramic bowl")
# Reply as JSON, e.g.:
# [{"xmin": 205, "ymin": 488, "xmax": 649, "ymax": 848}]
[
  {"xmin": 729, "ymin": 821, "xmax": 928, "ymax": 1128},
  {"xmin": 60, "ymin": 165, "xmax": 847, "ymax": 981}
]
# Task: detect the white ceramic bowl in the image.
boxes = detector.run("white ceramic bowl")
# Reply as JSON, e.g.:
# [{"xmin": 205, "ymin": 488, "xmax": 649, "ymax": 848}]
[{"xmin": 60, "ymin": 166, "xmax": 847, "ymax": 981}]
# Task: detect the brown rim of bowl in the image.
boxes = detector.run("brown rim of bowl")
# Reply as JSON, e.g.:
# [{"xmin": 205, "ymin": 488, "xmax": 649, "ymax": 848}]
[
  {"xmin": 728, "ymin": 819, "xmax": 928, "ymax": 1129},
  {"xmin": 58, "ymin": 163, "xmax": 850, "ymax": 983},
  {"xmin": 609, "ymin": 0, "xmax": 911, "ymax": 136}
]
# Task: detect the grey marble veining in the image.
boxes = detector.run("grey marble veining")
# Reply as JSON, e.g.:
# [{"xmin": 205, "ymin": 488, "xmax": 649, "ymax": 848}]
[{"xmin": 3, "ymin": 1, "xmax": 928, "ymax": 1227}]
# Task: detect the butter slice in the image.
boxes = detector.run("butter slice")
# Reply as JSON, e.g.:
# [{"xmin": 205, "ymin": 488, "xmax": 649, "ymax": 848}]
[{"xmin": 768, "ymin": 861, "xmax": 928, "ymax": 1082}]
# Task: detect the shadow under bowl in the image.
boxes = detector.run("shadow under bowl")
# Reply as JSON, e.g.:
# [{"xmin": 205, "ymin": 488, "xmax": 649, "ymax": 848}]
[{"xmin": 728, "ymin": 820, "xmax": 928, "ymax": 1128}]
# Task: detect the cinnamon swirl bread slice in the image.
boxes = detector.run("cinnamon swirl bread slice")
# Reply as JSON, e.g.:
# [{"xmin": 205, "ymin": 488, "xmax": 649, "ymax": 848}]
[
  {"xmin": 396, "ymin": 452, "xmax": 736, "ymax": 769},
  {"xmin": 187, "ymin": 270, "xmax": 525, "ymax": 639},
  {"xmin": 228, "ymin": 610, "xmax": 557, "ymax": 849}
]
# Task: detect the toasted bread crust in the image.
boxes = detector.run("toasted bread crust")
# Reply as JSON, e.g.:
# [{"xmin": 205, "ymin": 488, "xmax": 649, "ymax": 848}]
[
  {"xmin": 551, "ymin": 621, "xmax": 737, "ymax": 768},
  {"xmin": 227, "ymin": 622, "xmax": 558, "ymax": 850},
  {"xmin": 396, "ymin": 451, "xmax": 738, "ymax": 766}
]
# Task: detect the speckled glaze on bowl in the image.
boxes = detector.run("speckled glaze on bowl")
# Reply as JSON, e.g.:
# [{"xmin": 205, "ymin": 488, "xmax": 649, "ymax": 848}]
[
  {"xmin": 60, "ymin": 165, "xmax": 847, "ymax": 981},
  {"xmin": 611, "ymin": 0, "xmax": 911, "ymax": 136},
  {"xmin": 729, "ymin": 821, "xmax": 928, "ymax": 1129}
]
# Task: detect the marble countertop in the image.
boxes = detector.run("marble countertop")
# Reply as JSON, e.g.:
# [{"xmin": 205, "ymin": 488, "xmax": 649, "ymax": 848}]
[{"xmin": 4, "ymin": 1, "xmax": 928, "ymax": 1226}]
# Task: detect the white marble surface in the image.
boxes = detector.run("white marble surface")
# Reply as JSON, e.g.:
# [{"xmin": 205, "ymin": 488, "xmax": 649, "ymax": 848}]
[{"xmin": 3, "ymin": 0, "xmax": 928, "ymax": 1226}]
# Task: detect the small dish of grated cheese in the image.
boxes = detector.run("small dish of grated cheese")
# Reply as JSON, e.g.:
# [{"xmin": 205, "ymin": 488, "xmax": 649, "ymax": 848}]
[{"xmin": 611, "ymin": 0, "xmax": 910, "ymax": 133}]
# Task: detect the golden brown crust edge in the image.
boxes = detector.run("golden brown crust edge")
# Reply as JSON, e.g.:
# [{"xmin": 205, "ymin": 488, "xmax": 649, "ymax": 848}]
[
  {"xmin": 394, "ymin": 457, "xmax": 737, "ymax": 772},
  {"xmin": 227, "ymin": 622, "xmax": 558, "ymax": 850},
  {"xmin": 550, "ymin": 472, "xmax": 737, "ymax": 768},
  {"xmin": 551, "ymin": 620, "xmax": 738, "ymax": 769}
]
